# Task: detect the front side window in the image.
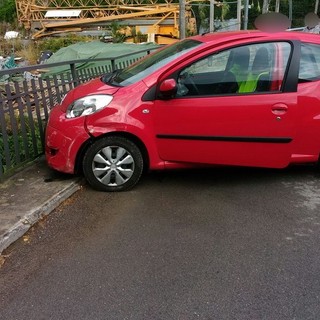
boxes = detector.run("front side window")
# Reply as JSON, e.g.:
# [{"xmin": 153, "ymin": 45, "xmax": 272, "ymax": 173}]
[
  {"xmin": 104, "ymin": 39, "xmax": 203, "ymax": 87},
  {"xmin": 175, "ymin": 42, "xmax": 291, "ymax": 97}
]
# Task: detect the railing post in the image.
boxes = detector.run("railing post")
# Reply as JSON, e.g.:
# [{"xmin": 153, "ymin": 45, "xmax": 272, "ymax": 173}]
[
  {"xmin": 70, "ymin": 63, "xmax": 79, "ymax": 87},
  {"xmin": 111, "ymin": 59, "xmax": 116, "ymax": 72}
]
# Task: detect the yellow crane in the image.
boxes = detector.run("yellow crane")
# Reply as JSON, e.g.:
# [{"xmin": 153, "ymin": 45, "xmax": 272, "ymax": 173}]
[{"xmin": 15, "ymin": 0, "xmax": 196, "ymax": 44}]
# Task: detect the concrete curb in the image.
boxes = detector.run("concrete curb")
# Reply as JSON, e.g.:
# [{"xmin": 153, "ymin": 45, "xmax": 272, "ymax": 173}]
[{"xmin": 0, "ymin": 180, "xmax": 81, "ymax": 254}]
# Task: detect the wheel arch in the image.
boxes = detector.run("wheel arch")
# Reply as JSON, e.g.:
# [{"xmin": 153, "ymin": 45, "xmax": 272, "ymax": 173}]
[{"xmin": 74, "ymin": 131, "xmax": 150, "ymax": 174}]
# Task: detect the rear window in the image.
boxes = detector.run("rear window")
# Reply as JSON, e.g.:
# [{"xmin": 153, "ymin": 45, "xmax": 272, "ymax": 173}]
[{"xmin": 299, "ymin": 43, "xmax": 320, "ymax": 82}]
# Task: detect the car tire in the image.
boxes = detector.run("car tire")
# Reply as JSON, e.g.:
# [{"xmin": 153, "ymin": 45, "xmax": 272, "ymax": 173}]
[{"xmin": 83, "ymin": 136, "xmax": 144, "ymax": 192}]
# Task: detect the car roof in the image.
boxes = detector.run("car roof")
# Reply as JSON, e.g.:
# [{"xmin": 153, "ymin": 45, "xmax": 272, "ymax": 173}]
[{"xmin": 190, "ymin": 30, "xmax": 320, "ymax": 46}]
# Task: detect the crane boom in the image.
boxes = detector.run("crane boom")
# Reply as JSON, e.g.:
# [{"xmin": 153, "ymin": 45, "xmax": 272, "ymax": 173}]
[{"xmin": 15, "ymin": 1, "xmax": 202, "ymax": 43}]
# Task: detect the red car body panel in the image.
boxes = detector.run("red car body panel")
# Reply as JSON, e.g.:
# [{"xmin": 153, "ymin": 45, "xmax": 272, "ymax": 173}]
[
  {"xmin": 45, "ymin": 107, "xmax": 90, "ymax": 173},
  {"xmin": 45, "ymin": 30, "xmax": 320, "ymax": 175},
  {"xmin": 153, "ymin": 92, "xmax": 298, "ymax": 168}
]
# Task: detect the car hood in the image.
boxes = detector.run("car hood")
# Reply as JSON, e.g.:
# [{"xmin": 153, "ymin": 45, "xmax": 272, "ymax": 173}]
[
  {"xmin": 72, "ymin": 78, "xmax": 120, "ymax": 99},
  {"xmin": 59, "ymin": 77, "xmax": 120, "ymax": 112},
  {"xmin": 60, "ymin": 78, "xmax": 120, "ymax": 112}
]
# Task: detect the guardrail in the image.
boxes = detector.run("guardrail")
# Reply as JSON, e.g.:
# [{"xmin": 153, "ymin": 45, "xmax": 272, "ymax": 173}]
[{"xmin": 0, "ymin": 45, "xmax": 159, "ymax": 179}]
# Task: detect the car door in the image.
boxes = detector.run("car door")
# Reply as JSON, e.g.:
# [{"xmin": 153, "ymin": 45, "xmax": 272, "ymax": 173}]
[
  {"xmin": 292, "ymin": 42, "xmax": 320, "ymax": 161},
  {"xmin": 153, "ymin": 41, "xmax": 299, "ymax": 168}
]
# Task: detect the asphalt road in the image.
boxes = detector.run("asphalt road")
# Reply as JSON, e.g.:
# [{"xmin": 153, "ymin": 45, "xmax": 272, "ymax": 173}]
[{"xmin": 1, "ymin": 165, "xmax": 320, "ymax": 319}]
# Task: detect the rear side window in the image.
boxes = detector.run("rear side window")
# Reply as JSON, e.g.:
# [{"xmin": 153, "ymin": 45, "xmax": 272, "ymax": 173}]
[{"xmin": 299, "ymin": 43, "xmax": 320, "ymax": 82}]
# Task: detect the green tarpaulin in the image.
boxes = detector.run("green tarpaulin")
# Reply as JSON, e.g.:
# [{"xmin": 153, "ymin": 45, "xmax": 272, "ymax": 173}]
[{"xmin": 43, "ymin": 41, "xmax": 160, "ymax": 76}]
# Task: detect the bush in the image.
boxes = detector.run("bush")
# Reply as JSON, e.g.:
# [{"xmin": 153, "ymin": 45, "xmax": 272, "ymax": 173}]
[
  {"xmin": 37, "ymin": 34, "xmax": 97, "ymax": 53},
  {"xmin": 0, "ymin": 38, "xmax": 25, "ymax": 57},
  {"xmin": 15, "ymin": 42, "xmax": 38, "ymax": 65},
  {"xmin": 0, "ymin": 0, "xmax": 16, "ymax": 25}
]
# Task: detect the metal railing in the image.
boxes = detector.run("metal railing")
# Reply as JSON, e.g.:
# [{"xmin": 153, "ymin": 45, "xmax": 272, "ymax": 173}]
[{"xmin": 0, "ymin": 45, "xmax": 159, "ymax": 179}]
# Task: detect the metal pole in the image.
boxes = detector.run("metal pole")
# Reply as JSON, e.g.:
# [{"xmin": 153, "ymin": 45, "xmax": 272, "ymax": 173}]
[
  {"xmin": 262, "ymin": 0, "xmax": 269, "ymax": 14},
  {"xmin": 243, "ymin": 0, "xmax": 249, "ymax": 30},
  {"xmin": 179, "ymin": 0, "xmax": 186, "ymax": 39},
  {"xmin": 70, "ymin": 63, "xmax": 79, "ymax": 87},
  {"xmin": 288, "ymin": 0, "xmax": 292, "ymax": 23},
  {"xmin": 315, "ymin": 0, "xmax": 319, "ymax": 14},
  {"xmin": 237, "ymin": 0, "xmax": 242, "ymax": 30},
  {"xmin": 209, "ymin": 0, "xmax": 215, "ymax": 32}
]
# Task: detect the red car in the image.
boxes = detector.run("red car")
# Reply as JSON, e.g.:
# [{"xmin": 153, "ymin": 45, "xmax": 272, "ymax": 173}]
[{"xmin": 46, "ymin": 30, "xmax": 320, "ymax": 191}]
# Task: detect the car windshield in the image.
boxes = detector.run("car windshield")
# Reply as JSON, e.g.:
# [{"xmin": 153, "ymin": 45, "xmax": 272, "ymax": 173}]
[{"xmin": 103, "ymin": 39, "xmax": 203, "ymax": 86}]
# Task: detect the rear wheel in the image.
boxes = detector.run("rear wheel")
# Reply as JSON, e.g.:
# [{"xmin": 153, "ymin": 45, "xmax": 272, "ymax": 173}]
[{"xmin": 83, "ymin": 136, "xmax": 144, "ymax": 192}]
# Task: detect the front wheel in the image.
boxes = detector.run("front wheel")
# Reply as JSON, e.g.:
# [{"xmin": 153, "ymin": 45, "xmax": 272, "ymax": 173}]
[{"xmin": 83, "ymin": 136, "xmax": 144, "ymax": 192}]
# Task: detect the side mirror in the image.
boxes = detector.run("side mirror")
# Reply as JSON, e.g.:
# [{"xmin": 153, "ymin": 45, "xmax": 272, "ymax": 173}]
[{"xmin": 159, "ymin": 79, "xmax": 177, "ymax": 98}]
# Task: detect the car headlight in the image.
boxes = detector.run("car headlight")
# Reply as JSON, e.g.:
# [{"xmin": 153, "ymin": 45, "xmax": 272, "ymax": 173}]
[{"xmin": 66, "ymin": 95, "xmax": 113, "ymax": 118}]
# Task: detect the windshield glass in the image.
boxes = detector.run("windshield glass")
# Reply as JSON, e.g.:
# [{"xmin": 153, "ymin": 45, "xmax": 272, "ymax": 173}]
[{"xmin": 105, "ymin": 39, "xmax": 203, "ymax": 86}]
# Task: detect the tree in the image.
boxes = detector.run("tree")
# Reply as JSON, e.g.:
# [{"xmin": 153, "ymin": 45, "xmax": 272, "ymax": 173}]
[
  {"xmin": 228, "ymin": 0, "xmax": 317, "ymax": 29},
  {"xmin": 0, "ymin": 0, "xmax": 16, "ymax": 24}
]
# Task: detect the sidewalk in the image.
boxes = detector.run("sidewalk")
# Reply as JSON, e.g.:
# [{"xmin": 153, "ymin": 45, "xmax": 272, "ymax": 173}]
[{"xmin": 0, "ymin": 157, "xmax": 82, "ymax": 254}]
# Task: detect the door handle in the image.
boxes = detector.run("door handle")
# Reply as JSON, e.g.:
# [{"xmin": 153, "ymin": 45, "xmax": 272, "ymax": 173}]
[{"xmin": 271, "ymin": 103, "xmax": 288, "ymax": 115}]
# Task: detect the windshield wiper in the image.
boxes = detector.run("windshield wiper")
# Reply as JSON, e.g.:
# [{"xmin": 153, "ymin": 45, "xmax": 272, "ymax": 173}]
[{"xmin": 101, "ymin": 69, "xmax": 122, "ymax": 85}]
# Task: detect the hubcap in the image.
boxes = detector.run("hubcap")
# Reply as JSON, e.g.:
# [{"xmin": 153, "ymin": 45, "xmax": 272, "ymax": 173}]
[{"xmin": 92, "ymin": 146, "xmax": 134, "ymax": 186}]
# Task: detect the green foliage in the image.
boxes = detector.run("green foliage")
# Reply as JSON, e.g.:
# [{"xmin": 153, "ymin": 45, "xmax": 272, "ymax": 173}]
[
  {"xmin": 249, "ymin": 0, "xmax": 317, "ymax": 28},
  {"xmin": 284, "ymin": 0, "xmax": 316, "ymax": 27},
  {"xmin": 221, "ymin": 0, "xmax": 230, "ymax": 21},
  {"xmin": 110, "ymin": 22, "xmax": 126, "ymax": 43},
  {"xmin": 196, "ymin": 1, "xmax": 231, "ymax": 32},
  {"xmin": 248, "ymin": 0, "xmax": 263, "ymax": 29},
  {"xmin": 37, "ymin": 34, "xmax": 95, "ymax": 53},
  {"xmin": 198, "ymin": 4, "xmax": 209, "ymax": 30},
  {"xmin": 207, "ymin": 0, "xmax": 320, "ymax": 29},
  {"xmin": 0, "ymin": 115, "xmax": 43, "ymax": 173},
  {"xmin": 0, "ymin": 0, "xmax": 16, "ymax": 24},
  {"xmin": 128, "ymin": 27, "xmax": 147, "ymax": 43}
]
